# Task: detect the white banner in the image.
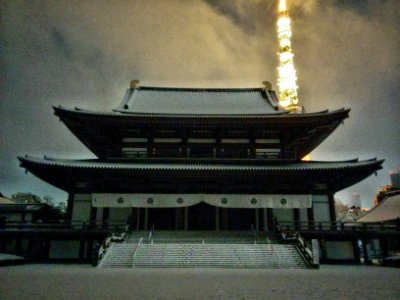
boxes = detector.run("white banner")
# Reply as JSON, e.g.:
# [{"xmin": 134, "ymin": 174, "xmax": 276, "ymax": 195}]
[{"xmin": 92, "ymin": 193, "xmax": 312, "ymax": 208}]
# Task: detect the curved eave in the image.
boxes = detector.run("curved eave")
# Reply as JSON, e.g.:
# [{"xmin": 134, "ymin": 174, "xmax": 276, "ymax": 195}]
[
  {"xmin": 19, "ymin": 155, "xmax": 383, "ymax": 193},
  {"xmin": 53, "ymin": 105, "xmax": 349, "ymax": 122}
]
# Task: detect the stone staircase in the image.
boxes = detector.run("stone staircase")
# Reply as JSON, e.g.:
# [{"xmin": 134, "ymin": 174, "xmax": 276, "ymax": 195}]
[
  {"xmin": 99, "ymin": 231, "xmax": 309, "ymax": 269},
  {"xmin": 99, "ymin": 243, "xmax": 137, "ymax": 268},
  {"xmin": 132, "ymin": 243, "xmax": 307, "ymax": 269}
]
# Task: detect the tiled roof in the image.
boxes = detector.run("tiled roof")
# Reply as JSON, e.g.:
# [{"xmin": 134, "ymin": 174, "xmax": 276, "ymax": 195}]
[
  {"xmin": 113, "ymin": 87, "xmax": 286, "ymax": 115},
  {"xmin": 19, "ymin": 156, "xmax": 384, "ymax": 172},
  {"xmin": 357, "ymin": 193, "xmax": 400, "ymax": 223}
]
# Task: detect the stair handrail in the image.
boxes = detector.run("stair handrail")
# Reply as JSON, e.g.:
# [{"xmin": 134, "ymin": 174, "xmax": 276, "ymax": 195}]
[
  {"xmin": 271, "ymin": 244, "xmax": 280, "ymax": 268},
  {"xmin": 294, "ymin": 232, "xmax": 319, "ymax": 269},
  {"xmin": 132, "ymin": 237, "xmax": 143, "ymax": 266},
  {"xmin": 93, "ymin": 233, "xmax": 114, "ymax": 267},
  {"xmin": 148, "ymin": 224, "xmax": 155, "ymax": 243}
]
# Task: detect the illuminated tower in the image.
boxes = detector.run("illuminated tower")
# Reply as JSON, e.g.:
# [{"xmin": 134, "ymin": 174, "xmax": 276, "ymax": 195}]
[{"xmin": 277, "ymin": 0, "xmax": 300, "ymax": 111}]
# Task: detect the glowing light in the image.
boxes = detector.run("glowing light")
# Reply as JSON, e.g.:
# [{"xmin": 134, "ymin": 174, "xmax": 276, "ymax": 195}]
[
  {"xmin": 279, "ymin": 0, "xmax": 287, "ymax": 12},
  {"xmin": 302, "ymin": 154, "xmax": 311, "ymax": 161},
  {"xmin": 277, "ymin": 0, "xmax": 301, "ymax": 111}
]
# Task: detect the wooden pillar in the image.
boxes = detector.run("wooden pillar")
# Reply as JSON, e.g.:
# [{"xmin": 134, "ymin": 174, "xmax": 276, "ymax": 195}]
[
  {"xmin": 144, "ymin": 208, "xmax": 149, "ymax": 230},
  {"xmin": 255, "ymin": 209, "xmax": 259, "ymax": 232},
  {"xmin": 215, "ymin": 207, "xmax": 220, "ymax": 231},
  {"xmin": 184, "ymin": 207, "xmax": 189, "ymax": 231},
  {"xmin": 136, "ymin": 208, "xmax": 140, "ymax": 230},
  {"xmin": 263, "ymin": 208, "xmax": 268, "ymax": 231}
]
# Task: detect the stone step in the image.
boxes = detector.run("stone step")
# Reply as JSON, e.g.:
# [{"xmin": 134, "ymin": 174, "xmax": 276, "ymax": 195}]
[{"xmin": 132, "ymin": 243, "xmax": 307, "ymax": 269}]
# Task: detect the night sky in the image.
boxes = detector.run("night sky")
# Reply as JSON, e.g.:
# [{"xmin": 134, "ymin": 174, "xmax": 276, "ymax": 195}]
[{"xmin": 1, "ymin": 0, "xmax": 399, "ymax": 207}]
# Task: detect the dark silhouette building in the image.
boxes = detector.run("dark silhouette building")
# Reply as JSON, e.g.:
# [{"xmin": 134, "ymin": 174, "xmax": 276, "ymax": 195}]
[{"xmin": 19, "ymin": 82, "xmax": 384, "ymax": 231}]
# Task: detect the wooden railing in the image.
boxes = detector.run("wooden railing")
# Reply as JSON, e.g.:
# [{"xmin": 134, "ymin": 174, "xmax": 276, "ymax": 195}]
[
  {"xmin": 0, "ymin": 220, "xmax": 128, "ymax": 231},
  {"xmin": 275, "ymin": 220, "xmax": 400, "ymax": 234}
]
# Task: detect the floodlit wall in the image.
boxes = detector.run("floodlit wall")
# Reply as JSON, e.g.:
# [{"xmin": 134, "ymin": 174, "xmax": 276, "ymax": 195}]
[
  {"xmin": 313, "ymin": 195, "xmax": 331, "ymax": 222},
  {"xmin": 325, "ymin": 241, "xmax": 354, "ymax": 260},
  {"xmin": 72, "ymin": 194, "xmax": 91, "ymax": 221}
]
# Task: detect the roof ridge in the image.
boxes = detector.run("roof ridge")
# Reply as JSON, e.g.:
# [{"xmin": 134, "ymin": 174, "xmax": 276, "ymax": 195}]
[{"xmin": 137, "ymin": 86, "xmax": 265, "ymax": 92}]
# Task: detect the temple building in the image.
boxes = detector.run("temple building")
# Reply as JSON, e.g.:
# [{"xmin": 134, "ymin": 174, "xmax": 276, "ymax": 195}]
[{"xmin": 19, "ymin": 81, "xmax": 384, "ymax": 232}]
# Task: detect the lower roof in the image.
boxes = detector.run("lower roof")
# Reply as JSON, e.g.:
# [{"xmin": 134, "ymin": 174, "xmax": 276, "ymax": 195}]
[
  {"xmin": 18, "ymin": 155, "xmax": 384, "ymax": 195},
  {"xmin": 357, "ymin": 193, "xmax": 400, "ymax": 223}
]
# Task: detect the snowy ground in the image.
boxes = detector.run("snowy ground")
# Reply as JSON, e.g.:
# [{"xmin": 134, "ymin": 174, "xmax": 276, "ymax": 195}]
[
  {"xmin": 0, "ymin": 264, "xmax": 399, "ymax": 299},
  {"xmin": 0, "ymin": 253, "xmax": 24, "ymax": 262}
]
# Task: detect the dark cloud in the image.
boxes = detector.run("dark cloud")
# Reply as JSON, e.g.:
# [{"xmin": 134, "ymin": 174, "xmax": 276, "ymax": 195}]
[
  {"xmin": 203, "ymin": 0, "xmax": 275, "ymax": 35},
  {"xmin": 50, "ymin": 28, "xmax": 73, "ymax": 58},
  {"xmin": 0, "ymin": 0, "xmax": 399, "ymax": 207}
]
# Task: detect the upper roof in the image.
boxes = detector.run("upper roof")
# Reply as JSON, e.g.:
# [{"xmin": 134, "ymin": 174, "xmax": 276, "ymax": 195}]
[
  {"xmin": 113, "ymin": 87, "xmax": 287, "ymax": 115},
  {"xmin": 19, "ymin": 155, "xmax": 383, "ymax": 173},
  {"xmin": 357, "ymin": 193, "xmax": 400, "ymax": 223}
]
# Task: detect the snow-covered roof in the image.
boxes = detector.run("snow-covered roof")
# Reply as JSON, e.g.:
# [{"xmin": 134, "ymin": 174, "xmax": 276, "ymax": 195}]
[
  {"xmin": 357, "ymin": 193, "xmax": 400, "ymax": 223},
  {"xmin": 113, "ymin": 87, "xmax": 287, "ymax": 115}
]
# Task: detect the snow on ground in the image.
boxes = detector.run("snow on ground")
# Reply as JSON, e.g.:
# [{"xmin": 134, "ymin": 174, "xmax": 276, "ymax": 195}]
[
  {"xmin": 0, "ymin": 265, "xmax": 399, "ymax": 299},
  {"xmin": 0, "ymin": 253, "xmax": 24, "ymax": 261}
]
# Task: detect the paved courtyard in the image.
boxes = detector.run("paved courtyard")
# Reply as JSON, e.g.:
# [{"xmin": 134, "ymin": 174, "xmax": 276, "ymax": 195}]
[{"xmin": 0, "ymin": 264, "xmax": 399, "ymax": 299}]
